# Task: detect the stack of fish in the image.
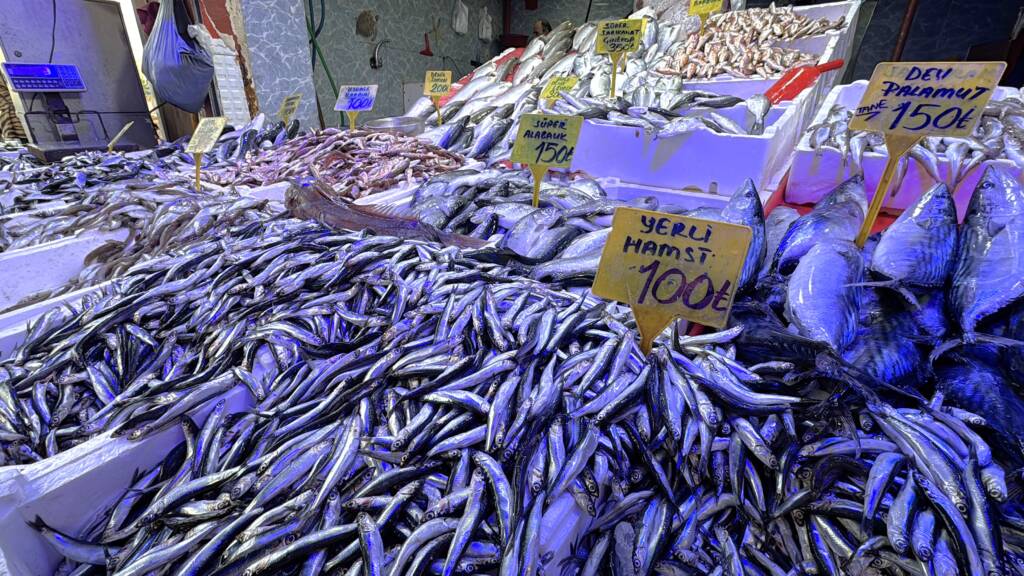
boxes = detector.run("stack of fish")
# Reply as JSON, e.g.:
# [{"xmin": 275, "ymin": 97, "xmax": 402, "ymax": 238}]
[
  {"xmin": 208, "ymin": 128, "xmax": 465, "ymax": 201},
  {"xmin": 661, "ymin": 29, "xmax": 821, "ymax": 80},
  {"xmin": 0, "ymin": 113, "xmax": 296, "ymax": 243},
  {"xmin": 406, "ymin": 13, "xmax": 787, "ymax": 163},
  {"xmin": 3, "ymin": 190, "xmax": 1024, "ymax": 573},
  {"xmin": 404, "ymin": 166, "xmax": 767, "ymax": 287},
  {"xmin": 805, "ymin": 94, "xmax": 1024, "ymax": 189},
  {"xmin": 705, "ymin": 4, "xmax": 846, "ymax": 42},
  {"xmin": 546, "ymin": 91, "xmax": 772, "ymax": 137}
]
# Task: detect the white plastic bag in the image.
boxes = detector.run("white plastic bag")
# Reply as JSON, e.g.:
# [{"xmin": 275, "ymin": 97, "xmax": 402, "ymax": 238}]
[
  {"xmin": 478, "ymin": 7, "xmax": 493, "ymax": 42},
  {"xmin": 452, "ymin": 0, "xmax": 469, "ymax": 35}
]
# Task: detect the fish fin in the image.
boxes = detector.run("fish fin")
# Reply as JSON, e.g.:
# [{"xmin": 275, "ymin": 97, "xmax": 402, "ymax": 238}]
[
  {"xmin": 931, "ymin": 333, "xmax": 1024, "ymax": 364},
  {"xmin": 845, "ymin": 280, "xmax": 920, "ymax": 309},
  {"xmin": 929, "ymin": 338, "xmax": 964, "ymax": 364}
]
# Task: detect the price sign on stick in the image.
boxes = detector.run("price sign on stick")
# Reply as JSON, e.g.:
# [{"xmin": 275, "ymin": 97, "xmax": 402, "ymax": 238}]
[
  {"xmin": 424, "ymin": 70, "xmax": 452, "ymax": 126},
  {"xmin": 541, "ymin": 75, "xmax": 579, "ymax": 106},
  {"xmin": 510, "ymin": 113, "xmax": 583, "ymax": 208},
  {"xmin": 334, "ymin": 85, "xmax": 378, "ymax": 129},
  {"xmin": 107, "ymin": 121, "xmax": 134, "ymax": 153},
  {"xmin": 596, "ymin": 19, "xmax": 643, "ymax": 97},
  {"xmin": 593, "ymin": 208, "xmax": 751, "ymax": 354},
  {"xmin": 278, "ymin": 94, "xmax": 302, "ymax": 125},
  {"xmin": 850, "ymin": 61, "xmax": 1005, "ymax": 247},
  {"xmin": 185, "ymin": 116, "xmax": 227, "ymax": 192},
  {"xmin": 689, "ymin": 0, "xmax": 724, "ymax": 31}
]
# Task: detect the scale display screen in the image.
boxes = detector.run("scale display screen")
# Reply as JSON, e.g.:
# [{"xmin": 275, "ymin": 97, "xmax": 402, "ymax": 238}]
[{"xmin": 2, "ymin": 63, "xmax": 85, "ymax": 92}]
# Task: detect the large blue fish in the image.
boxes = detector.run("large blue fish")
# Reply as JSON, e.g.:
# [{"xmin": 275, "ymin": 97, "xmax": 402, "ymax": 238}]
[
  {"xmin": 757, "ymin": 205, "xmax": 799, "ymax": 280},
  {"xmin": 784, "ymin": 240, "xmax": 863, "ymax": 352},
  {"xmin": 773, "ymin": 176, "xmax": 866, "ymax": 274},
  {"xmin": 719, "ymin": 178, "xmax": 766, "ymax": 291},
  {"xmin": 870, "ymin": 183, "xmax": 958, "ymax": 288},
  {"xmin": 949, "ymin": 166, "xmax": 1024, "ymax": 336}
]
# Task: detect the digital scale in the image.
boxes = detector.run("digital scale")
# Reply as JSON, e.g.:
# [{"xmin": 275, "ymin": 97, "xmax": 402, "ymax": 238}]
[
  {"xmin": 1, "ymin": 62, "xmax": 143, "ymax": 160},
  {"xmin": 2, "ymin": 62, "xmax": 86, "ymax": 92}
]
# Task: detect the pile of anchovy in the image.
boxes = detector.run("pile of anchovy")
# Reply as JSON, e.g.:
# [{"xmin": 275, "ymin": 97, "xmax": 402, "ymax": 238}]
[
  {"xmin": 1, "ymin": 163, "xmax": 1022, "ymax": 574},
  {"xmin": 805, "ymin": 94, "xmax": 1024, "ymax": 189},
  {"xmin": 209, "ymin": 129, "xmax": 465, "ymax": 200}
]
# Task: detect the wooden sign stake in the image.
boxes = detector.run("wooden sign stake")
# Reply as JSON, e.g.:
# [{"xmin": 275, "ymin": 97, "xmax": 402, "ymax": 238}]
[{"xmin": 855, "ymin": 133, "xmax": 920, "ymax": 247}]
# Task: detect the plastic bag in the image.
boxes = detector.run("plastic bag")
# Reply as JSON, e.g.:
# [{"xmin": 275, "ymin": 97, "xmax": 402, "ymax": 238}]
[
  {"xmin": 452, "ymin": 0, "xmax": 469, "ymax": 35},
  {"xmin": 478, "ymin": 7, "xmax": 493, "ymax": 42},
  {"xmin": 142, "ymin": 0, "xmax": 214, "ymax": 112}
]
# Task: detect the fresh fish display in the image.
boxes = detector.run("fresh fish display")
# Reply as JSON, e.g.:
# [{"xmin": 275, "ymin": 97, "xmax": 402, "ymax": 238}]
[
  {"xmin": 209, "ymin": 128, "xmax": 464, "ymax": 200},
  {"xmin": 0, "ymin": 113, "xmax": 292, "ymax": 234},
  {"xmin": 705, "ymin": 4, "xmax": 845, "ymax": 42},
  {"xmin": 406, "ymin": 14, "xmax": 784, "ymax": 164},
  {"xmin": 805, "ymin": 94, "xmax": 1024, "ymax": 189},
  {"xmin": 401, "ymin": 167, "xmax": 768, "ymax": 285},
  {"xmin": 661, "ymin": 30, "xmax": 821, "ymax": 80},
  {"xmin": 3, "ymin": 204, "xmax": 1023, "ymax": 575},
  {"xmin": 4, "ymin": 7, "xmax": 1024, "ymax": 575}
]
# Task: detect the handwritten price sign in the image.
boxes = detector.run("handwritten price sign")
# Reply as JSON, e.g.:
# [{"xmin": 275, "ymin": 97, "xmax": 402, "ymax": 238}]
[
  {"xmin": 511, "ymin": 113, "xmax": 583, "ymax": 207},
  {"xmin": 849, "ymin": 61, "xmax": 1005, "ymax": 247},
  {"xmin": 424, "ymin": 70, "xmax": 452, "ymax": 97},
  {"xmin": 185, "ymin": 117, "xmax": 227, "ymax": 155},
  {"xmin": 335, "ymin": 85, "xmax": 378, "ymax": 112},
  {"xmin": 335, "ymin": 85, "xmax": 378, "ymax": 128},
  {"xmin": 277, "ymin": 94, "xmax": 302, "ymax": 125},
  {"xmin": 185, "ymin": 116, "xmax": 227, "ymax": 192},
  {"xmin": 596, "ymin": 19, "xmax": 643, "ymax": 98},
  {"xmin": 424, "ymin": 71, "xmax": 452, "ymax": 125},
  {"xmin": 593, "ymin": 208, "xmax": 751, "ymax": 352},
  {"xmin": 541, "ymin": 75, "xmax": 579, "ymax": 105},
  {"xmin": 850, "ymin": 62, "xmax": 1004, "ymax": 136},
  {"xmin": 596, "ymin": 19, "xmax": 643, "ymax": 54},
  {"xmin": 689, "ymin": 0, "xmax": 725, "ymax": 19}
]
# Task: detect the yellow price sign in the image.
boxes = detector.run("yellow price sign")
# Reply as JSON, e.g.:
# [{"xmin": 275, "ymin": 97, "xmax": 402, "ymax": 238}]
[
  {"xmin": 850, "ymin": 61, "xmax": 1005, "ymax": 246},
  {"xmin": 596, "ymin": 19, "xmax": 644, "ymax": 54},
  {"xmin": 593, "ymin": 208, "xmax": 751, "ymax": 353},
  {"xmin": 424, "ymin": 70, "xmax": 453, "ymax": 97},
  {"xmin": 510, "ymin": 113, "xmax": 583, "ymax": 207},
  {"xmin": 541, "ymin": 75, "xmax": 579, "ymax": 105},
  {"xmin": 185, "ymin": 117, "xmax": 227, "ymax": 154},
  {"xmin": 424, "ymin": 70, "xmax": 453, "ymax": 125},
  {"xmin": 689, "ymin": 0, "xmax": 725, "ymax": 21},
  {"xmin": 278, "ymin": 93, "xmax": 303, "ymax": 125},
  {"xmin": 596, "ymin": 19, "xmax": 643, "ymax": 98},
  {"xmin": 334, "ymin": 85, "xmax": 378, "ymax": 129},
  {"xmin": 185, "ymin": 116, "xmax": 227, "ymax": 191},
  {"xmin": 107, "ymin": 121, "xmax": 134, "ymax": 153}
]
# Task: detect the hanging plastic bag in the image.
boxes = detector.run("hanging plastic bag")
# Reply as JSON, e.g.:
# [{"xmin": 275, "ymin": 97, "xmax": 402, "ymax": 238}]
[
  {"xmin": 452, "ymin": 0, "xmax": 469, "ymax": 35},
  {"xmin": 478, "ymin": 7, "xmax": 493, "ymax": 42},
  {"xmin": 142, "ymin": 0, "xmax": 215, "ymax": 112}
]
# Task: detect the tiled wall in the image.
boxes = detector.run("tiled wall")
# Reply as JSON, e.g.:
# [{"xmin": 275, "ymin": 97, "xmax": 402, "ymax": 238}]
[
  {"xmin": 302, "ymin": 0, "xmax": 503, "ymax": 123},
  {"xmin": 239, "ymin": 0, "xmax": 319, "ymax": 129},
  {"xmin": 509, "ymin": 0, "xmax": 636, "ymax": 37}
]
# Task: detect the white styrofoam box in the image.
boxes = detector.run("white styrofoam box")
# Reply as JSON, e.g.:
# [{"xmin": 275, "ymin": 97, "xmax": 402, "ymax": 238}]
[
  {"xmin": 787, "ymin": 81, "xmax": 1021, "ymax": 221},
  {"xmin": 599, "ymin": 177, "xmax": 731, "ymax": 212},
  {"xmin": 571, "ymin": 100, "xmax": 798, "ymax": 199},
  {"xmin": 0, "ymin": 230, "xmax": 128, "ymax": 314},
  {"xmin": 0, "ymin": 386, "xmax": 255, "ymax": 575},
  {"xmin": 0, "ymin": 281, "xmax": 113, "ymax": 360}
]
